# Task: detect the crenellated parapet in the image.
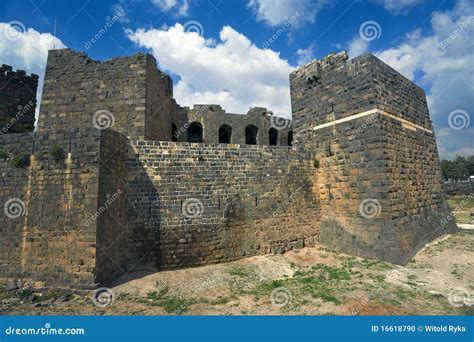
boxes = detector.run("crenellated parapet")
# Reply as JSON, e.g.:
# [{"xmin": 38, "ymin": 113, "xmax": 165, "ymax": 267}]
[{"xmin": 0, "ymin": 64, "xmax": 38, "ymax": 134}]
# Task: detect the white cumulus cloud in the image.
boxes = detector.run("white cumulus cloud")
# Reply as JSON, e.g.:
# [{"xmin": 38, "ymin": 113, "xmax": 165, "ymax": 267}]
[
  {"xmin": 376, "ymin": 0, "xmax": 474, "ymax": 159},
  {"xmin": 374, "ymin": 0, "xmax": 424, "ymax": 15},
  {"xmin": 247, "ymin": 0, "xmax": 330, "ymax": 27},
  {"xmin": 127, "ymin": 23, "xmax": 294, "ymax": 115},
  {"xmin": 152, "ymin": 0, "xmax": 189, "ymax": 16},
  {"xmin": 0, "ymin": 22, "xmax": 66, "ymax": 125}
]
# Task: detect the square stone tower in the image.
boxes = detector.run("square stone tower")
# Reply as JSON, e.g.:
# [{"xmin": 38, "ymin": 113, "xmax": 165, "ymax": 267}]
[
  {"xmin": 38, "ymin": 48, "xmax": 182, "ymax": 140},
  {"xmin": 290, "ymin": 51, "xmax": 457, "ymax": 264}
]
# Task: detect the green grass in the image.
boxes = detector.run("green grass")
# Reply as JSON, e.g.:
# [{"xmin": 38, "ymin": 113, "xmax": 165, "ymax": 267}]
[
  {"xmin": 394, "ymin": 287, "xmax": 417, "ymax": 302},
  {"xmin": 146, "ymin": 288, "xmax": 195, "ymax": 314},
  {"xmin": 244, "ymin": 263, "xmax": 353, "ymax": 306},
  {"xmin": 228, "ymin": 265, "xmax": 252, "ymax": 278},
  {"xmin": 210, "ymin": 296, "xmax": 235, "ymax": 305}
]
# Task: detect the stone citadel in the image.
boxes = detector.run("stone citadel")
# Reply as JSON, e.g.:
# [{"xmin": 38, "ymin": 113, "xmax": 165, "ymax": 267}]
[{"xmin": 0, "ymin": 48, "xmax": 457, "ymax": 289}]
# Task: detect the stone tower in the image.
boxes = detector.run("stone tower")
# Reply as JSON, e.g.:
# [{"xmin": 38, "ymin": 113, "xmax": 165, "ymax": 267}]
[
  {"xmin": 0, "ymin": 64, "xmax": 38, "ymax": 134},
  {"xmin": 290, "ymin": 51, "xmax": 457, "ymax": 264}
]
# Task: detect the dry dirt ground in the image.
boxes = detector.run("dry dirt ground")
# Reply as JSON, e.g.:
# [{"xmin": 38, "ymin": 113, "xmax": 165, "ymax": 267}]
[{"xmin": 2, "ymin": 196, "xmax": 473, "ymax": 316}]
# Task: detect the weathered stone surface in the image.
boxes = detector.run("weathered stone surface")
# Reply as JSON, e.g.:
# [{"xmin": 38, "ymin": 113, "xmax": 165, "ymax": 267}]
[
  {"xmin": 0, "ymin": 65, "xmax": 37, "ymax": 134},
  {"xmin": 290, "ymin": 51, "xmax": 458, "ymax": 265},
  {"xmin": 0, "ymin": 48, "xmax": 456, "ymax": 289}
]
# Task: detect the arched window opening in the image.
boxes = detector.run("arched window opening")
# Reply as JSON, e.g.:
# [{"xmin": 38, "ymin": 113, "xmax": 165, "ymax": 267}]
[
  {"xmin": 187, "ymin": 122, "xmax": 203, "ymax": 143},
  {"xmin": 172, "ymin": 123, "xmax": 178, "ymax": 142},
  {"xmin": 288, "ymin": 131, "xmax": 293, "ymax": 146},
  {"xmin": 219, "ymin": 124, "xmax": 232, "ymax": 144},
  {"xmin": 269, "ymin": 128, "xmax": 278, "ymax": 146},
  {"xmin": 245, "ymin": 125, "xmax": 258, "ymax": 145}
]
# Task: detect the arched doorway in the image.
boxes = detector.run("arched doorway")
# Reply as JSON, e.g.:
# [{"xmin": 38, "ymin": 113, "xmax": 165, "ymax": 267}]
[
  {"xmin": 288, "ymin": 131, "xmax": 293, "ymax": 146},
  {"xmin": 187, "ymin": 122, "xmax": 203, "ymax": 143},
  {"xmin": 245, "ymin": 125, "xmax": 258, "ymax": 145},
  {"xmin": 269, "ymin": 128, "xmax": 278, "ymax": 145},
  {"xmin": 219, "ymin": 124, "xmax": 232, "ymax": 144}
]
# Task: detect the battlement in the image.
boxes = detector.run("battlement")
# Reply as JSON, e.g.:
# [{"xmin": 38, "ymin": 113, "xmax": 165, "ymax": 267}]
[{"xmin": 0, "ymin": 64, "xmax": 38, "ymax": 134}]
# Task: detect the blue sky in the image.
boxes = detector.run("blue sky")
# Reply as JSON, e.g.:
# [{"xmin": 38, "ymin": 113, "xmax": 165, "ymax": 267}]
[{"xmin": 0, "ymin": 0, "xmax": 472, "ymax": 159}]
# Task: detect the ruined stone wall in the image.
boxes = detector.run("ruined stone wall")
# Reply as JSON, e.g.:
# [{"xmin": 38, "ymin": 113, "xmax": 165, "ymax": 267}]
[
  {"xmin": 0, "ymin": 129, "xmax": 101, "ymax": 289},
  {"xmin": 125, "ymin": 141, "xmax": 320, "ymax": 269},
  {"xmin": 144, "ymin": 56, "xmax": 185, "ymax": 141},
  {"xmin": 38, "ymin": 49, "xmax": 156, "ymax": 139},
  {"xmin": 176, "ymin": 105, "xmax": 292, "ymax": 146},
  {"xmin": 0, "ymin": 64, "xmax": 38, "ymax": 134},
  {"xmin": 290, "ymin": 52, "xmax": 457, "ymax": 265}
]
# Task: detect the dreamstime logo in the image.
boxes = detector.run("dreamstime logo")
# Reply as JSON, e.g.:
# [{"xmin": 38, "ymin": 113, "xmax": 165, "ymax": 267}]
[
  {"xmin": 93, "ymin": 110, "xmax": 115, "ymax": 130},
  {"xmin": 448, "ymin": 288, "xmax": 471, "ymax": 307},
  {"xmin": 1, "ymin": 101, "xmax": 35, "ymax": 136},
  {"xmin": 2, "ymin": 21, "xmax": 25, "ymax": 41},
  {"xmin": 448, "ymin": 110, "xmax": 470, "ymax": 130},
  {"xmin": 92, "ymin": 287, "xmax": 115, "ymax": 308},
  {"xmin": 359, "ymin": 21, "xmax": 382, "ymax": 41},
  {"xmin": 262, "ymin": 11, "xmax": 300, "ymax": 49},
  {"xmin": 183, "ymin": 21, "xmax": 204, "ymax": 36},
  {"xmin": 4, "ymin": 198, "xmax": 26, "ymax": 219},
  {"xmin": 182, "ymin": 198, "xmax": 204, "ymax": 219},
  {"xmin": 438, "ymin": 15, "xmax": 474, "ymax": 50},
  {"xmin": 84, "ymin": 190, "xmax": 122, "ymax": 227},
  {"xmin": 268, "ymin": 110, "xmax": 292, "ymax": 130},
  {"xmin": 270, "ymin": 287, "xmax": 292, "ymax": 308},
  {"xmin": 359, "ymin": 199, "xmax": 381, "ymax": 218}
]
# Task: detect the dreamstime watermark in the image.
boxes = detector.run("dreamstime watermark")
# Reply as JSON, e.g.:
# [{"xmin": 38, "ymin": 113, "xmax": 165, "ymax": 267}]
[
  {"xmin": 182, "ymin": 198, "xmax": 204, "ymax": 219},
  {"xmin": 92, "ymin": 109, "xmax": 115, "ymax": 130},
  {"xmin": 347, "ymin": 112, "xmax": 378, "ymax": 140},
  {"xmin": 448, "ymin": 110, "xmax": 470, "ymax": 130},
  {"xmin": 0, "ymin": 282, "xmax": 31, "ymax": 312},
  {"xmin": 3, "ymin": 198, "xmax": 26, "ymax": 219},
  {"xmin": 84, "ymin": 11, "xmax": 126, "ymax": 49},
  {"xmin": 359, "ymin": 21, "xmax": 382, "ymax": 42},
  {"xmin": 5, "ymin": 323, "xmax": 85, "ymax": 336},
  {"xmin": 0, "ymin": 101, "xmax": 35, "ymax": 136},
  {"xmin": 438, "ymin": 15, "xmax": 474, "ymax": 50},
  {"xmin": 183, "ymin": 20, "xmax": 204, "ymax": 36},
  {"xmin": 174, "ymin": 105, "xmax": 209, "ymax": 140},
  {"xmin": 359, "ymin": 198, "xmax": 382, "ymax": 219},
  {"xmin": 1, "ymin": 20, "xmax": 26, "ymax": 41},
  {"xmin": 440, "ymin": 193, "xmax": 473, "ymax": 227},
  {"xmin": 266, "ymin": 110, "xmax": 292, "ymax": 130},
  {"xmin": 84, "ymin": 190, "xmax": 122, "ymax": 227},
  {"xmin": 351, "ymin": 284, "xmax": 384, "ymax": 314},
  {"xmin": 262, "ymin": 12, "xmax": 300, "ymax": 49},
  {"xmin": 448, "ymin": 288, "xmax": 472, "ymax": 307},
  {"xmin": 270, "ymin": 287, "xmax": 292, "ymax": 308},
  {"xmin": 91, "ymin": 287, "xmax": 115, "ymax": 308}
]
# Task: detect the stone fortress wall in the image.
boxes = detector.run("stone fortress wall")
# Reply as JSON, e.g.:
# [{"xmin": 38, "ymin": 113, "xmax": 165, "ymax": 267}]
[
  {"xmin": 0, "ymin": 64, "xmax": 38, "ymax": 134},
  {"xmin": 0, "ymin": 48, "xmax": 456, "ymax": 289}
]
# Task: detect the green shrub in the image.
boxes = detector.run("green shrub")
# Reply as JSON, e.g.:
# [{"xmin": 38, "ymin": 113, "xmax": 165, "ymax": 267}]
[
  {"xmin": 0, "ymin": 149, "xmax": 7, "ymax": 159},
  {"xmin": 313, "ymin": 159, "xmax": 320, "ymax": 168},
  {"xmin": 48, "ymin": 144, "xmax": 64, "ymax": 162},
  {"xmin": 9, "ymin": 152, "xmax": 29, "ymax": 168}
]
